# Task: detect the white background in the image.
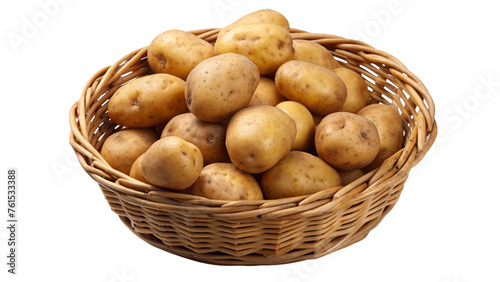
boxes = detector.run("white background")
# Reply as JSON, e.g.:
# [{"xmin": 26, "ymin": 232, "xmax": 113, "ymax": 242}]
[{"xmin": 1, "ymin": 0, "xmax": 499, "ymax": 281}]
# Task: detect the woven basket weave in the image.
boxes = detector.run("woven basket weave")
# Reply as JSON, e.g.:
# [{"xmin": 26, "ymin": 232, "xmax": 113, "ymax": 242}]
[{"xmin": 69, "ymin": 28, "xmax": 437, "ymax": 265}]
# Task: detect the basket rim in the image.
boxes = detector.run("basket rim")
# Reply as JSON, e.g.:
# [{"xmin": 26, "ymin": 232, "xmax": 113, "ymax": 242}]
[{"xmin": 69, "ymin": 27, "xmax": 438, "ymax": 212}]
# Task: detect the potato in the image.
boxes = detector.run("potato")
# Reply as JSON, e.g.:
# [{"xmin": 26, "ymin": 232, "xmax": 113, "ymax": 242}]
[
  {"xmin": 276, "ymin": 101, "xmax": 315, "ymax": 151},
  {"xmin": 247, "ymin": 76, "xmax": 285, "ymax": 107},
  {"xmin": 214, "ymin": 23, "xmax": 294, "ymax": 75},
  {"xmin": 261, "ymin": 151, "xmax": 342, "ymax": 199},
  {"xmin": 147, "ymin": 30, "xmax": 214, "ymax": 80},
  {"xmin": 333, "ymin": 67, "xmax": 371, "ymax": 113},
  {"xmin": 357, "ymin": 104, "xmax": 403, "ymax": 170},
  {"xmin": 315, "ymin": 112, "xmax": 380, "ymax": 170},
  {"xmin": 337, "ymin": 169, "xmax": 365, "ymax": 186},
  {"xmin": 185, "ymin": 53, "xmax": 260, "ymax": 122},
  {"xmin": 129, "ymin": 154, "xmax": 150, "ymax": 184},
  {"xmin": 108, "ymin": 74, "xmax": 187, "ymax": 128},
  {"xmin": 292, "ymin": 40, "xmax": 340, "ymax": 70},
  {"xmin": 141, "ymin": 136, "xmax": 203, "ymax": 190},
  {"xmin": 189, "ymin": 163, "xmax": 263, "ymax": 201},
  {"xmin": 161, "ymin": 113, "xmax": 229, "ymax": 165},
  {"xmin": 218, "ymin": 9, "xmax": 290, "ymax": 40},
  {"xmin": 226, "ymin": 105, "xmax": 296, "ymax": 174},
  {"xmin": 100, "ymin": 128, "xmax": 158, "ymax": 175},
  {"xmin": 275, "ymin": 60, "xmax": 347, "ymax": 116}
]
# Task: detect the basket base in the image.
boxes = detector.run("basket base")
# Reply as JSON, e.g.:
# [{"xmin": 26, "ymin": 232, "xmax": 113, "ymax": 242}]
[{"xmin": 117, "ymin": 213, "xmax": 383, "ymax": 266}]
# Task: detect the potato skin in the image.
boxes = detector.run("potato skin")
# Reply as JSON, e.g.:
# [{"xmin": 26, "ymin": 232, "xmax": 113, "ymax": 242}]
[
  {"xmin": 275, "ymin": 60, "xmax": 347, "ymax": 116},
  {"xmin": 247, "ymin": 77, "xmax": 285, "ymax": 107},
  {"xmin": 293, "ymin": 40, "xmax": 339, "ymax": 70},
  {"xmin": 261, "ymin": 151, "xmax": 342, "ymax": 199},
  {"xmin": 218, "ymin": 9, "xmax": 290, "ymax": 40},
  {"xmin": 226, "ymin": 105, "xmax": 296, "ymax": 174},
  {"xmin": 333, "ymin": 68, "xmax": 371, "ymax": 113},
  {"xmin": 357, "ymin": 104, "xmax": 403, "ymax": 170},
  {"xmin": 315, "ymin": 112, "xmax": 380, "ymax": 170},
  {"xmin": 161, "ymin": 113, "xmax": 229, "ymax": 165},
  {"xmin": 147, "ymin": 30, "xmax": 214, "ymax": 80},
  {"xmin": 100, "ymin": 128, "xmax": 158, "ymax": 175},
  {"xmin": 129, "ymin": 153, "xmax": 150, "ymax": 184},
  {"xmin": 108, "ymin": 74, "xmax": 187, "ymax": 128},
  {"xmin": 276, "ymin": 101, "xmax": 315, "ymax": 151},
  {"xmin": 337, "ymin": 169, "xmax": 365, "ymax": 186},
  {"xmin": 185, "ymin": 53, "xmax": 260, "ymax": 122},
  {"xmin": 189, "ymin": 163, "xmax": 263, "ymax": 201},
  {"xmin": 141, "ymin": 136, "xmax": 203, "ymax": 190},
  {"xmin": 215, "ymin": 23, "xmax": 294, "ymax": 75}
]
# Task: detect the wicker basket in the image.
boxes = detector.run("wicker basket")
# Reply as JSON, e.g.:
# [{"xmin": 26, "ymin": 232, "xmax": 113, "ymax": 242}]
[{"xmin": 69, "ymin": 28, "xmax": 437, "ymax": 265}]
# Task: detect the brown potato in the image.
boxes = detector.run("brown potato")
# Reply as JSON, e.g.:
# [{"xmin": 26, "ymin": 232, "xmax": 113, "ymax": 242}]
[
  {"xmin": 217, "ymin": 9, "xmax": 290, "ymax": 40},
  {"xmin": 261, "ymin": 151, "xmax": 342, "ymax": 199},
  {"xmin": 357, "ymin": 104, "xmax": 403, "ymax": 170},
  {"xmin": 161, "ymin": 113, "xmax": 229, "ymax": 165},
  {"xmin": 276, "ymin": 101, "xmax": 315, "ymax": 151},
  {"xmin": 108, "ymin": 74, "xmax": 187, "ymax": 128},
  {"xmin": 226, "ymin": 105, "xmax": 296, "ymax": 174},
  {"xmin": 147, "ymin": 30, "xmax": 214, "ymax": 80},
  {"xmin": 141, "ymin": 136, "xmax": 203, "ymax": 190},
  {"xmin": 185, "ymin": 53, "xmax": 260, "ymax": 122},
  {"xmin": 315, "ymin": 112, "xmax": 380, "ymax": 170},
  {"xmin": 333, "ymin": 67, "xmax": 371, "ymax": 113},
  {"xmin": 337, "ymin": 169, "xmax": 365, "ymax": 186},
  {"xmin": 275, "ymin": 60, "xmax": 347, "ymax": 116},
  {"xmin": 214, "ymin": 23, "xmax": 294, "ymax": 75},
  {"xmin": 129, "ymin": 154, "xmax": 150, "ymax": 184},
  {"xmin": 189, "ymin": 163, "xmax": 263, "ymax": 201},
  {"xmin": 100, "ymin": 128, "xmax": 158, "ymax": 175},
  {"xmin": 293, "ymin": 39, "xmax": 339, "ymax": 70},
  {"xmin": 247, "ymin": 77, "xmax": 286, "ymax": 107}
]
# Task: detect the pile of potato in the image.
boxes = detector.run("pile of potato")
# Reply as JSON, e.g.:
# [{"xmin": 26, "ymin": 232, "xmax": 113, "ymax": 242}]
[{"xmin": 100, "ymin": 9, "xmax": 404, "ymax": 201}]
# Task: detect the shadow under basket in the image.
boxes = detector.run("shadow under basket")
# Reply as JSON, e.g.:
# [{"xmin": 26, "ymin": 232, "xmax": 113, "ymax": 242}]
[{"xmin": 69, "ymin": 28, "xmax": 437, "ymax": 266}]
